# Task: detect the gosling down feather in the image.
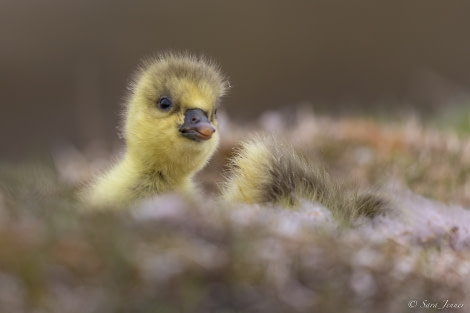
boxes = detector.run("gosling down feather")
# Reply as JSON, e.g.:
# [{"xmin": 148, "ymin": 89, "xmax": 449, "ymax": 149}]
[
  {"xmin": 221, "ymin": 137, "xmax": 388, "ymax": 223},
  {"xmin": 84, "ymin": 52, "xmax": 227, "ymax": 207}
]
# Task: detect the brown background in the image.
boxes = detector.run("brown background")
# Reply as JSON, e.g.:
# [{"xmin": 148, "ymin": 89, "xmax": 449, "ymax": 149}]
[{"xmin": 1, "ymin": 1, "xmax": 470, "ymax": 160}]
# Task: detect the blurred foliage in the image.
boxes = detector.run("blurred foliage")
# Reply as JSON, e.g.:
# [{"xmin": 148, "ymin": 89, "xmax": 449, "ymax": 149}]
[
  {"xmin": 0, "ymin": 112, "xmax": 469, "ymax": 313},
  {"xmin": 439, "ymin": 105, "xmax": 470, "ymax": 136}
]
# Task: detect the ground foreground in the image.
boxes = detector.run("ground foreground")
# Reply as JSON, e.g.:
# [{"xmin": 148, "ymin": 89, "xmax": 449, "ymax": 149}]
[{"xmin": 1, "ymin": 111, "xmax": 469, "ymax": 313}]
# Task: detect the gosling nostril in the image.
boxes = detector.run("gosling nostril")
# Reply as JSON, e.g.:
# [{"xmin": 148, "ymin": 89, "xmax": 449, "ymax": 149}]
[{"xmin": 191, "ymin": 116, "xmax": 200, "ymax": 124}]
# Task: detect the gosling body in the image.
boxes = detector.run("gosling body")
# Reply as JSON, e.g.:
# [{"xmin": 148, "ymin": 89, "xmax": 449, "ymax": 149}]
[
  {"xmin": 222, "ymin": 136, "xmax": 387, "ymax": 223},
  {"xmin": 85, "ymin": 53, "xmax": 227, "ymax": 207}
]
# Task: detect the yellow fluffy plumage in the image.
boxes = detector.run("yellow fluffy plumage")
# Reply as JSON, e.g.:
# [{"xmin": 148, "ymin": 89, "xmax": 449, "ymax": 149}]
[
  {"xmin": 82, "ymin": 52, "xmax": 384, "ymax": 220},
  {"xmin": 83, "ymin": 52, "xmax": 228, "ymax": 208},
  {"xmin": 221, "ymin": 136, "xmax": 388, "ymax": 223},
  {"xmin": 221, "ymin": 136, "xmax": 332, "ymax": 207}
]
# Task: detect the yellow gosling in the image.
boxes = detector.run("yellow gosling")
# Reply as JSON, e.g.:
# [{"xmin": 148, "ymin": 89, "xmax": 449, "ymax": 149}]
[
  {"xmin": 221, "ymin": 136, "xmax": 387, "ymax": 224},
  {"xmin": 83, "ymin": 52, "xmax": 228, "ymax": 208}
]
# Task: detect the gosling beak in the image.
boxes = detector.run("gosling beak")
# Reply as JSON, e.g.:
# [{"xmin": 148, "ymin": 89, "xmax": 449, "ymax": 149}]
[{"xmin": 179, "ymin": 109, "xmax": 216, "ymax": 142}]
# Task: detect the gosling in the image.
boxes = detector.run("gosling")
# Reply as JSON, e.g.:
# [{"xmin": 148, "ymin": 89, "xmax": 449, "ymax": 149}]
[
  {"xmin": 84, "ymin": 52, "xmax": 228, "ymax": 208},
  {"xmin": 221, "ymin": 136, "xmax": 388, "ymax": 224}
]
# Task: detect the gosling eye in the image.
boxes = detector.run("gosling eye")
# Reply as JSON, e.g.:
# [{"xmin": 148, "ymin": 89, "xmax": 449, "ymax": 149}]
[
  {"xmin": 157, "ymin": 96, "xmax": 173, "ymax": 111},
  {"xmin": 214, "ymin": 108, "xmax": 218, "ymax": 117}
]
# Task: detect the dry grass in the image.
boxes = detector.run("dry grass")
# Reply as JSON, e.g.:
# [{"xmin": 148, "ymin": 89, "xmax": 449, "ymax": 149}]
[{"xmin": 1, "ymin": 110, "xmax": 469, "ymax": 313}]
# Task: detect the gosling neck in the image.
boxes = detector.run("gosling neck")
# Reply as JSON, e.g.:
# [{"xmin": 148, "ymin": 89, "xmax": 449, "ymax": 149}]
[{"xmin": 124, "ymin": 145, "xmax": 195, "ymax": 189}]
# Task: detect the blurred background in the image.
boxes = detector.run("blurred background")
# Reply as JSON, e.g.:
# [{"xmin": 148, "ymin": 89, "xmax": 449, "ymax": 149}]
[{"xmin": 1, "ymin": 0, "xmax": 470, "ymax": 160}]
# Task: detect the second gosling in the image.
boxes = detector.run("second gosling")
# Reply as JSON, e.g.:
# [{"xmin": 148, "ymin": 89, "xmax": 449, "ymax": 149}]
[{"xmin": 221, "ymin": 136, "xmax": 388, "ymax": 224}]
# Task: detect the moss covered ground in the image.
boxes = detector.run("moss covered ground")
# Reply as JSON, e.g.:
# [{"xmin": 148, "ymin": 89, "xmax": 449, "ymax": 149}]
[{"xmin": 1, "ymin": 109, "xmax": 469, "ymax": 313}]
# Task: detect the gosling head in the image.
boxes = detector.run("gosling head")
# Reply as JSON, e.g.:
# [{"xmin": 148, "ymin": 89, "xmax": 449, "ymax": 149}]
[{"xmin": 123, "ymin": 52, "xmax": 228, "ymax": 181}]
